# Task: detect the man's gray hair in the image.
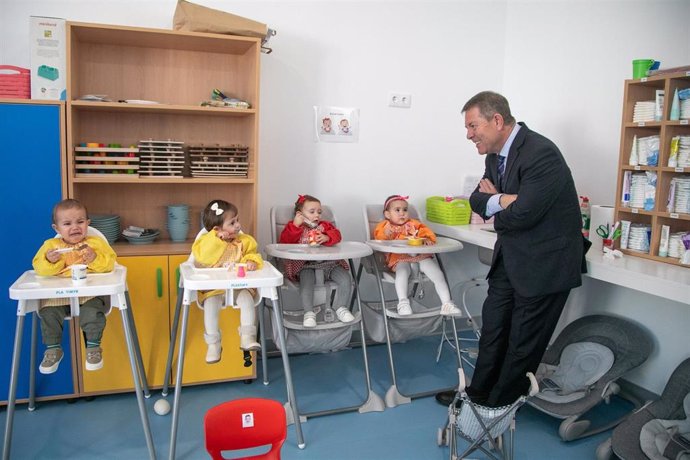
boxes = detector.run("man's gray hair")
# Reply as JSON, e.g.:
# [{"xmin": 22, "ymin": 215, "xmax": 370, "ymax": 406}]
[{"xmin": 462, "ymin": 91, "xmax": 516, "ymax": 125}]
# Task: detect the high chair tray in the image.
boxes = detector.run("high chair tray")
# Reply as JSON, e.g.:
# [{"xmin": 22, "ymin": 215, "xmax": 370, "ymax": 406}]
[
  {"xmin": 265, "ymin": 241, "xmax": 372, "ymax": 261},
  {"xmin": 9, "ymin": 266, "xmax": 127, "ymax": 300},
  {"xmin": 366, "ymin": 237, "xmax": 463, "ymax": 254}
]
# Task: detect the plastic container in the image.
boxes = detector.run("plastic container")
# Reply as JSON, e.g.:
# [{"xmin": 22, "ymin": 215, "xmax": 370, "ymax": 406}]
[
  {"xmin": 632, "ymin": 59, "xmax": 655, "ymax": 79},
  {"xmin": 425, "ymin": 196, "xmax": 471, "ymax": 225}
]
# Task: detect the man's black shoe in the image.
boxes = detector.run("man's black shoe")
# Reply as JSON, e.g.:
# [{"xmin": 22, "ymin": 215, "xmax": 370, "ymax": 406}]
[{"xmin": 435, "ymin": 390, "xmax": 457, "ymax": 407}]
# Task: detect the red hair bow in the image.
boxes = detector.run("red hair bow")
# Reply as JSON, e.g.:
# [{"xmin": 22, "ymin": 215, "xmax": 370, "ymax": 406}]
[{"xmin": 384, "ymin": 195, "xmax": 409, "ymax": 210}]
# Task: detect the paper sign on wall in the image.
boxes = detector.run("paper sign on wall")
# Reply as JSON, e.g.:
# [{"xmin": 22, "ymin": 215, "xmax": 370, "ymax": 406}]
[{"xmin": 314, "ymin": 106, "xmax": 359, "ymax": 143}]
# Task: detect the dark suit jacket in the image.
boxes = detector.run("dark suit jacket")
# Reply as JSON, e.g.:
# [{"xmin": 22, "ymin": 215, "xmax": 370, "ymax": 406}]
[{"xmin": 470, "ymin": 122, "xmax": 589, "ymax": 298}]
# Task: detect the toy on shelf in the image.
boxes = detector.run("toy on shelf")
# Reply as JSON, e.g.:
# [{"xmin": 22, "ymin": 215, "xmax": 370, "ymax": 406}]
[
  {"xmin": 137, "ymin": 139, "xmax": 185, "ymax": 178},
  {"xmin": 74, "ymin": 143, "xmax": 139, "ymax": 177},
  {"xmin": 200, "ymin": 89, "xmax": 251, "ymax": 109},
  {"xmin": 188, "ymin": 144, "xmax": 249, "ymax": 177}
]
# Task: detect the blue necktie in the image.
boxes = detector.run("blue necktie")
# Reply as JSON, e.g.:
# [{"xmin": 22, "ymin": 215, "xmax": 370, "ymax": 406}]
[{"xmin": 497, "ymin": 155, "xmax": 506, "ymax": 188}]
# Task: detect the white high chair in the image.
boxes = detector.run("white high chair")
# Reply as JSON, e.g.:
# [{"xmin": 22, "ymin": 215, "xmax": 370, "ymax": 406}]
[
  {"xmin": 37, "ymin": 226, "xmax": 150, "ymax": 403},
  {"xmin": 361, "ymin": 204, "xmax": 465, "ymax": 407},
  {"xmin": 161, "ymin": 227, "xmax": 263, "ymax": 396},
  {"xmin": 4, "ymin": 226, "xmax": 155, "ymax": 459}
]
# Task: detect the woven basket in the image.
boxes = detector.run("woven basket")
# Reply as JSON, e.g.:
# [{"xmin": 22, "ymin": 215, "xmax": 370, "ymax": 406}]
[{"xmin": 426, "ymin": 196, "xmax": 471, "ymax": 225}]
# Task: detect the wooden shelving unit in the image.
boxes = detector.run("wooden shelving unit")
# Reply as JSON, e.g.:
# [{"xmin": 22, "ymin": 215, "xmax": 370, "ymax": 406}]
[
  {"xmin": 66, "ymin": 22, "xmax": 261, "ymax": 255},
  {"xmin": 614, "ymin": 70, "xmax": 690, "ymax": 267},
  {"xmin": 64, "ymin": 22, "xmax": 261, "ymax": 392}
]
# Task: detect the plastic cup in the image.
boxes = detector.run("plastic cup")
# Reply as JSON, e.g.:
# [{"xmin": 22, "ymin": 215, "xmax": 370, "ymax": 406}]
[
  {"xmin": 236, "ymin": 263, "xmax": 246, "ymax": 278},
  {"xmin": 632, "ymin": 59, "xmax": 655, "ymax": 79},
  {"xmin": 71, "ymin": 264, "xmax": 87, "ymax": 285},
  {"xmin": 602, "ymin": 238, "xmax": 614, "ymax": 251}
]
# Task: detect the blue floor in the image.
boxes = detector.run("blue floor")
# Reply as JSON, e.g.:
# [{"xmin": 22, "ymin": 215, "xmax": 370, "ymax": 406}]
[{"xmin": 1, "ymin": 336, "xmax": 630, "ymax": 459}]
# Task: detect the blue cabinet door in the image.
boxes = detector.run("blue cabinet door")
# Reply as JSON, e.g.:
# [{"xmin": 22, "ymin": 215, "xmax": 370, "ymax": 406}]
[{"xmin": 0, "ymin": 102, "xmax": 75, "ymax": 402}]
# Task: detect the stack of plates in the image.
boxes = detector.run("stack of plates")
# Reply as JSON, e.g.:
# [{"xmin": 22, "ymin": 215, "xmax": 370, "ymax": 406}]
[
  {"xmin": 681, "ymin": 99, "xmax": 690, "ymax": 120},
  {"xmin": 627, "ymin": 223, "xmax": 651, "ymax": 253},
  {"xmin": 672, "ymin": 177, "xmax": 690, "ymax": 214},
  {"xmin": 633, "ymin": 101, "xmax": 655, "ymax": 123},
  {"xmin": 678, "ymin": 136, "xmax": 690, "ymax": 167},
  {"xmin": 629, "ymin": 173, "xmax": 647, "ymax": 209},
  {"xmin": 123, "ymin": 229, "xmax": 160, "ymax": 245},
  {"xmin": 90, "ymin": 214, "xmax": 121, "ymax": 244}
]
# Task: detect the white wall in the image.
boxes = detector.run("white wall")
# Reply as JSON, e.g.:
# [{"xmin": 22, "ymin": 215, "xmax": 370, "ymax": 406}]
[{"xmin": 2, "ymin": 0, "xmax": 689, "ymax": 393}]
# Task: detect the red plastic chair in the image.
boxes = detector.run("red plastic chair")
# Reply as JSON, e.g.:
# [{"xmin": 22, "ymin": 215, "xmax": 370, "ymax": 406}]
[{"xmin": 204, "ymin": 398, "xmax": 287, "ymax": 460}]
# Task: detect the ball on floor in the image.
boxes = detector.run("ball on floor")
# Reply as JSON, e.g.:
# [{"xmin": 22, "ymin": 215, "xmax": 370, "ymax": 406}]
[{"xmin": 154, "ymin": 398, "xmax": 171, "ymax": 416}]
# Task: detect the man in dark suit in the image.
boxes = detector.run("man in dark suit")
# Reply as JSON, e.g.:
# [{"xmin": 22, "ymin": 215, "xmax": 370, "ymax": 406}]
[{"xmin": 437, "ymin": 91, "xmax": 589, "ymax": 408}]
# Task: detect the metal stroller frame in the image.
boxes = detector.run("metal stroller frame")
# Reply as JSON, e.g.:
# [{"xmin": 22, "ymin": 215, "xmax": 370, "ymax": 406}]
[
  {"xmin": 437, "ymin": 366, "xmax": 539, "ymax": 460},
  {"xmin": 361, "ymin": 204, "xmax": 465, "ymax": 407}
]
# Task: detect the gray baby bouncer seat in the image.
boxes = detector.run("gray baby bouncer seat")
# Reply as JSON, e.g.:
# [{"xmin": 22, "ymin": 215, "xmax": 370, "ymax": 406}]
[
  {"xmin": 597, "ymin": 357, "xmax": 690, "ymax": 460},
  {"xmin": 528, "ymin": 314, "xmax": 654, "ymax": 441}
]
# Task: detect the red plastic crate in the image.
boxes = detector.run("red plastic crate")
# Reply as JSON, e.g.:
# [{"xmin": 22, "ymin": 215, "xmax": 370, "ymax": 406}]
[{"xmin": 0, "ymin": 65, "xmax": 31, "ymax": 99}]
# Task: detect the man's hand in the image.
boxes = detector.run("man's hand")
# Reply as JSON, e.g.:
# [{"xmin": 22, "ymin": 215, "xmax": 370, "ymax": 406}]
[
  {"xmin": 499, "ymin": 194, "xmax": 518, "ymax": 208},
  {"xmin": 478, "ymin": 178, "xmax": 498, "ymax": 194}
]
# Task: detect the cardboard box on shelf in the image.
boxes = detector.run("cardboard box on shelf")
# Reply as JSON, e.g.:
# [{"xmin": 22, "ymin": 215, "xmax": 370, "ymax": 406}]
[{"xmin": 30, "ymin": 16, "xmax": 66, "ymax": 100}]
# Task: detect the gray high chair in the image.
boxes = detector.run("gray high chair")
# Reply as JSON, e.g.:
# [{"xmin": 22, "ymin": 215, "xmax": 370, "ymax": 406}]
[
  {"xmin": 262, "ymin": 204, "xmax": 385, "ymax": 417},
  {"xmin": 360, "ymin": 203, "xmax": 466, "ymax": 407}
]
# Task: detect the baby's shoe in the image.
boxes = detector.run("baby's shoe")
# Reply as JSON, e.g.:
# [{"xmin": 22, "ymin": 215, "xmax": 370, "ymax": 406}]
[
  {"xmin": 39, "ymin": 347, "xmax": 63, "ymax": 374},
  {"xmin": 206, "ymin": 343, "xmax": 222, "ymax": 364},
  {"xmin": 440, "ymin": 301, "xmax": 462, "ymax": 316},
  {"xmin": 396, "ymin": 299, "xmax": 412, "ymax": 316},
  {"xmin": 239, "ymin": 325, "xmax": 261, "ymax": 351},
  {"xmin": 85, "ymin": 346, "xmax": 103, "ymax": 371},
  {"xmin": 303, "ymin": 311, "xmax": 317, "ymax": 328},
  {"xmin": 335, "ymin": 306, "xmax": 355, "ymax": 323},
  {"xmin": 204, "ymin": 332, "xmax": 222, "ymax": 363}
]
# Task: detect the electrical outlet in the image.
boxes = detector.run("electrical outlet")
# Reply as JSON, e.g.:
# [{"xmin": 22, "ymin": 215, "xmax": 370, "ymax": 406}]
[{"xmin": 388, "ymin": 92, "xmax": 412, "ymax": 108}]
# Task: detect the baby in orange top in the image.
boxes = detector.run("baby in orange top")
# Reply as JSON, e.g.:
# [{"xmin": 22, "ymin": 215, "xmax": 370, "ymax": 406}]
[{"xmin": 373, "ymin": 195, "xmax": 461, "ymax": 316}]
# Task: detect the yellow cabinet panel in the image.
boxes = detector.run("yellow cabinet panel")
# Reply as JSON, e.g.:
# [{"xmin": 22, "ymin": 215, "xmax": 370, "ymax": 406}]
[
  {"xmin": 79, "ymin": 256, "xmax": 171, "ymax": 394},
  {"xmin": 169, "ymin": 255, "xmax": 255, "ymax": 385}
]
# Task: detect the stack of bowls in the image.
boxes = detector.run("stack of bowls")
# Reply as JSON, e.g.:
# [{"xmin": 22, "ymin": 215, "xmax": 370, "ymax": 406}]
[
  {"xmin": 90, "ymin": 214, "xmax": 121, "ymax": 244},
  {"xmin": 123, "ymin": 229, "xmax": 160, "ymax": 245},
  {"xmin": 167, "ymin": 204, "xmax": 190, "ymax": 242}
]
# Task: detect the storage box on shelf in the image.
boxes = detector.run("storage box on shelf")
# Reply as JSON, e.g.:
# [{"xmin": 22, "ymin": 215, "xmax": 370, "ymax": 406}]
[
  {"xmin": 65, "ymin": 22, "xmax": 261, "ymax": 391},
  {"xmin": 615, "ymin": 70, "xmax": 690, "ymax": 267},
  {"xmin": 66, "ymin": 22, "xmax": 260, "ymax": 253}
]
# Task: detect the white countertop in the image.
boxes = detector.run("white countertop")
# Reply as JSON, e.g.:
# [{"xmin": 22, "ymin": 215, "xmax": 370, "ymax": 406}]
[{"xmin": 427, "ymin": 222, "xmax": 690, "ymax": 305}]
